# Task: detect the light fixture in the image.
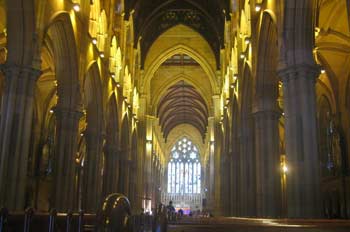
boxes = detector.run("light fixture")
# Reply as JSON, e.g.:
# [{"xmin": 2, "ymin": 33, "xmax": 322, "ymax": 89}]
[
  {"xmin": 127, "ymin": 104, "xmax": 131, "ymax": 108},
  {"xmin": 49, "ymin": 109, "xmax": 54, "ymax": 114},
  {"xmin": 321, "ymin": 68, "xmax": 326, "ymax": 74},
  {"xmin": 255, "ymin": 3, "xmax": 262, "ymax": 12},
  {"xmin": 282, "ymin": 164, "xmax": 288, "ymax": 173},
  {"xmin": 80, "ymin": 133, "xmax": 84, "ymax": 137},
  {"xmin": 116, "ymin": 82, "xmax": 121, "ymax": 88},
  {"xmin": 233, "ymin": 74, "xmax": 238, "ymax": 81},
  {"xmin": 230, "ymin": 84, "xmax": 235, "ymax": 89},
  {"xmin": 240, "ymin": 52, "xmax": 246, "ymax": 59},
  {"xmin": 99, "ymin": 52, "xmax": 105, "ymax": 58},
  {"xmin": 244, "ymin": 37, "xmax": 251, "ymax": 45},
  {"xmin": 226, "ymin": 98, "xmax": 230, "ymax": 104},
  {"xmin": 146, "ymin": 139, "xmax": 152, "ymax": 144},
  {"xmin": 54, "ymin": 81, "xmax": 58, "ymax": 87},
  {"xmin": 224, "ymin": 106, "xmax": 228, "ymax": 109},
  {"xmin": 92, "ymin": 38, "xmax": 97, "ymax": 45},
  {"xmin": 282, "ymin": 112, "xmax": 285, "ymax": 116},
  {"xmin": 73, "ymin": 3, "xmax": 80, "ymax": 12}
]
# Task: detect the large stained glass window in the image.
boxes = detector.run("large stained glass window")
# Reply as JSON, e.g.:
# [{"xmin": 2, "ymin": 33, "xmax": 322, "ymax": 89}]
[{"xmin": 167, "ymin": 137, "xmax": 201, "ymax": 194}]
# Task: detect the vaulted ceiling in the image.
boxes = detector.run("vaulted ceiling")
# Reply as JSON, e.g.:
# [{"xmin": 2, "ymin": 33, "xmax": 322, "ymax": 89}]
[
  {"xmin": 125, "ymin": 0, "xmax": 230, "ymax": 68},
  {"xmin": 157, "ymin": 81, "xmax": 208, "ymax": 140}
]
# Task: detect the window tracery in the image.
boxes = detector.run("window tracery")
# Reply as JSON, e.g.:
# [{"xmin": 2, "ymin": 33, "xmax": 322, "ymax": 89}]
[{"xmin": 167, "ymin": 137, "xmax": 201, "ymax": 194}]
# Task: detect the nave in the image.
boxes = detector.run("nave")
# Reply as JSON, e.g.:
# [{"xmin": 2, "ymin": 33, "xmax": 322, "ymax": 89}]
[{"xmin": 0, "ymin": 1, "xmax": 350, "ymax": 231}]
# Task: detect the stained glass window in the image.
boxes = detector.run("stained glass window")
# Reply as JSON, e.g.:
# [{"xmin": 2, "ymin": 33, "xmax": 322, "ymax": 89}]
[{"xmin": 167, "ymin": 137, "xmax": 201, "ymax": 194}]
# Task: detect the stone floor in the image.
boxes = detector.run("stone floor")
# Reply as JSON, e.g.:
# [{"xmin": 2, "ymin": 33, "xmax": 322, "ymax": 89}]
[{"xmin": 167, "ymin": 217, "xmax": 350, "ymax": 232}]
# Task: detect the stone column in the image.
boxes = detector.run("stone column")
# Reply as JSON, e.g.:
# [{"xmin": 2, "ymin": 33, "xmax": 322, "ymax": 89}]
[
  {"xmin": 212, "ymin": 95, "xmax": 223, "ymax": 215},
  {"xmin": 103, "ymin": 144, "xmax": 119, "ymax": 197},
  {"xmin": 128, "ymin": 159, "xmax": 137, "ymax": 209},
  {"xmin": 278, "ymin": 64, "xmax": 322, "ymax": 218},
  {"xmin": 52, "ymin": 108, "xmax": 82, "ymax": 211},
  {"xmin": 254, "ymin": 110, "xmax": 282, "ymax": 217},
  {"xmin": 83, "ymin": 130, "xmax": 103, "ymax": 212},
  {"xmin": 230, "ymin": 136, "xmax": 240, "ymax": 216},
  {"xmin": 0, "ymin": 64, "xmax": 41, "ymax": 210},
  {"xmin": 207, "ymin": 117, "xmax": 215, "ymax": 211},
  {"xmin": 118, "ymin": 154, "xmax": 130, "ymax": 196},
  {"xmin": 144, "ymin": 116, "xmax": 155, "ymax": 210},
  {"xmin": 238, "ymin": 119, "xmax": 256, "ymax": 217}
]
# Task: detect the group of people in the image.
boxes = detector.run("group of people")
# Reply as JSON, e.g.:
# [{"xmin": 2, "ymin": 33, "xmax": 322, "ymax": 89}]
[{"xmin": 166, "ymin": 201, "xmax": 212, "ymax": 218}]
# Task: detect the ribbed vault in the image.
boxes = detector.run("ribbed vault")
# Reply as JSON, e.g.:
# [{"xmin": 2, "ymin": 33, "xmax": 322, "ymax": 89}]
[
  {"xmin": 125, "ymin": 0, "xmax": 230, "ymax": 68},
  {"xmin": 157, "ymin": 80, "xmax": 208, "ymax": 140}
]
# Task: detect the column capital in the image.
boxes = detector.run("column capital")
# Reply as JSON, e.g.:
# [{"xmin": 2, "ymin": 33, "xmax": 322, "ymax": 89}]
[
  {"xmin": 53, "ymin": 107, "xmax": 84, "ymax": 120},
  {"xmin": 253, "ymin": 109, "xmax": 281, "ymax": 120},
  {"xmin": 0, "ymin": 63, "xmax": 42, "ymax": 81},
  {"xmin": 278, "ymin": 63, "xmax": 320, "ymax": 83}
]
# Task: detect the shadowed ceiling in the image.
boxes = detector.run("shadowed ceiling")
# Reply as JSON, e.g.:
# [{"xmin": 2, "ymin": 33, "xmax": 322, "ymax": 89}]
[
  {"xmin": 125, "ymin": 0, "xmax": 230, "ymax": 68},
  {"xmin": 157, "ymin": 80, "xmax": 208, "ymax": 141}
]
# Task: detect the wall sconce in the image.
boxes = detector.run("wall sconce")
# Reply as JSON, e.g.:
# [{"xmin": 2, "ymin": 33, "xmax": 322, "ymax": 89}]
[
  {"xmin": 233, "ymin": 73, "xmax": 238, "ymax": 82},
  {"xmin": 255, "ymin": 3, "xmax": 262, "ymax": 12},
  {"xmin": 282, "ymin": 164, "xmax": 288, "ymax": 174},
  {"xmin": 240, "ymin": 52, "xmax": 246, "ymax": 59},
  {"xmin": 321, "ymin": 68, "xmax": 326, "ymax": 74},
  {"xmin": 116, "ymin": 82, "xmax": 121, "ymax": 88},
  {"xmin": 110, "ymin": 72, "xmax": 115, "ymax": 79},
  {"xmin": 244, "ymin": 37, "xmax": 251, "ymax": 45},
  {"xmin": 73, "ymin": 3, "xmax": 80, "ymax": 12},
  {"xmin": 230, "ymin": 83, "xmax": 235, "ymax": 89},
  {"xmin": 92, "ymin": 37, "xmax": 97, "ymax": 45},
  {"xmin": 99, "ymin": 52, "xmax": 105, "ymax": 58},
  {"xmin": 49, "ymin": 109, "xmax": 54, "ymax": 114}
]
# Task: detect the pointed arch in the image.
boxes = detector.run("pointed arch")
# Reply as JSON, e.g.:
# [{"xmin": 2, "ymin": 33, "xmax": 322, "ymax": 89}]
[
  {"xmin": 167, "ymin": 137, "xmax": 201, "ymax": 194},
  {"xmin": 106, "ymin": 93, "xmax": 120, "ymax": 145},
  {"xmin": 81, "ymin": 61, "xmax": 104, "ymax": 211},
  {"xmin": 143, "ymin": 43, "xmax": 218, "ymax": 94},
  {"xmin": 120, "ymin": 115, "xmax": 130, "ymax": 153},
  {"xmin": 254, "ymin": 11, "xmax": 279, "ymax": 113},
  {"xmin": 103, "ymin": 93, "xmax": 120, "ymax": 197},
  {"xmin": 44, "ymin": 12, "xmax": 80, "ymax": 110},
  {"xmin": 84, "ymin": 62, "xmax": 103, "ymax": 134}
]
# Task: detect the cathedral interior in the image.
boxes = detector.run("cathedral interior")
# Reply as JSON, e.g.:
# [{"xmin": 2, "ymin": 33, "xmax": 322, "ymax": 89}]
[{"xmin": 0, "ymin": 0, "xmax": 350, "ymax": 231}]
